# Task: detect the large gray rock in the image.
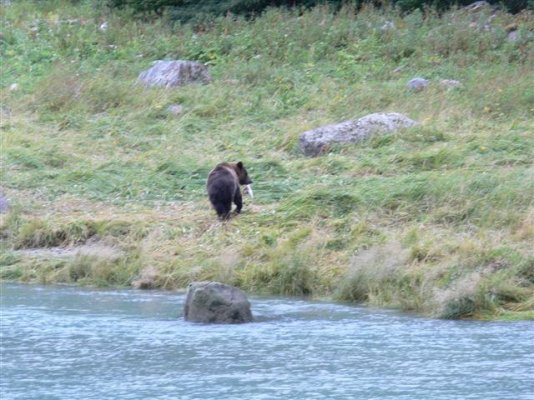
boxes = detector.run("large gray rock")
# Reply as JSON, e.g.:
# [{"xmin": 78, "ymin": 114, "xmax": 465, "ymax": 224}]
[
  {"xmin": 299, "ymin": 112, "xmax": 418, "ymax": 157},
  {"xmin": 138, "ymin": 60, "xmax": 211, "ymax": 88},
  {"xmin": 184, "ymin": 281, "xmax": 253, "ymax": 324}
]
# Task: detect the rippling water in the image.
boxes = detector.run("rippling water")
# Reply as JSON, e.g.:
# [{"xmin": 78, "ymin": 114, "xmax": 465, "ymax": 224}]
[{"xmin": 1, "ymin": 283, "xmax": 533, "ymax": 400}]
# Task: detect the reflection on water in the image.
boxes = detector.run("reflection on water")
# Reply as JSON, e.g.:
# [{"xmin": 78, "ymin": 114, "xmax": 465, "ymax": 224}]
[{"xmin": 1, "ymin": 283, "xmax": 533, "ymax": 400}]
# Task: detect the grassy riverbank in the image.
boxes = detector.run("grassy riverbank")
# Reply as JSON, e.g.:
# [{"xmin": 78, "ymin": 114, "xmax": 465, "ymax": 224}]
[{"xmin": 1, "ymin": 0, "xmax": 533, "ymax": 319}]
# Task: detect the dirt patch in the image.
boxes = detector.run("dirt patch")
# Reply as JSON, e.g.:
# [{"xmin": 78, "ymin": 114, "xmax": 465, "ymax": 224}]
[{"xmin": 17, "ymin": 242, "xmax": 124, "ymax": 260}]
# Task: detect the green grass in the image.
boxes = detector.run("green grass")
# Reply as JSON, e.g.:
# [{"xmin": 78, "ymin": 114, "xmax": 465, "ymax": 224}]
[{"xmin": 1, "ymin": 0, "xmax": 533, "ymax": 319}]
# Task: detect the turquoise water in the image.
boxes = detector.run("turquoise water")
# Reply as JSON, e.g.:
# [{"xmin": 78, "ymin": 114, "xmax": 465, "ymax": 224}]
[{"xmin": 1, "ymin": 283, "xmax": 533, "ymax": 399}]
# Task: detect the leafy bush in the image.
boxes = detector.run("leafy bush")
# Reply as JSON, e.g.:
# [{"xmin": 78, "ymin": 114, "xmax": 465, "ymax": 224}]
[{"xmin": 106, "ymin": 0, "xmax": 531, "ymax": 20}]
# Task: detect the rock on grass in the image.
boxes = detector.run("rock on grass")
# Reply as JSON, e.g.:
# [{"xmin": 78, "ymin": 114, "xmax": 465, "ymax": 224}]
[
  {"xmin": 138, "ymin": 60, "xmax": 211, "ymax": 88},
  {"xmin": 299, "ymin": 112, "xmax": 418, "ymax": 157}
]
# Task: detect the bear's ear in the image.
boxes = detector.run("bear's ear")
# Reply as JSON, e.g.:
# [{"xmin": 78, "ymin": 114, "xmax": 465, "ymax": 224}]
[{"xmin": 237, "ymin": 161, "xmax": 243, "ymax": 169}]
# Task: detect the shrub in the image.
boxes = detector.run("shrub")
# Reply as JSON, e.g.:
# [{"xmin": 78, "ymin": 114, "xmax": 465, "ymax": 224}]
[
  {"xmin": 34, "ymin": 66, "xmax": 82, "ymax": 113},
  {"xmin": 240, "ymin": 254, "xmax": 319, "ymax": 296},
  {"xmin": 106, "ymin": 0, "xmax": 532, "ymax": 20},
  {"xmin": 67, "ymin": 254, "xmax": 139, "ymax": 286},
  {"xmin": 335, "ymin": 242, "xmax": 414, "ymax": 305},
  {"xmin": 14, "ymin": 220, "xmax": 97, "ymax": 249}
]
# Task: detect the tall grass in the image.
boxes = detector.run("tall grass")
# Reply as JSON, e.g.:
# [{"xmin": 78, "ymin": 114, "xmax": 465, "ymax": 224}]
[{"xmin": 1, "ymin": 0, "xmax": 533, "ymax": 318}]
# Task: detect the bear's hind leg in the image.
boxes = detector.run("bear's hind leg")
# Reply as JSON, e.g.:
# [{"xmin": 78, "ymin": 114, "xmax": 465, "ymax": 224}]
[
  {"xmin": 214, "ymin": 202, "xmax": 232, "ymax": 220},
  {"xmin": 234, "ymin": 190, "xmax": 243, "ymax": 214}
]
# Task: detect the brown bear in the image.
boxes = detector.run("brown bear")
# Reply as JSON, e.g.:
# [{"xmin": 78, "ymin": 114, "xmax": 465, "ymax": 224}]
[{"xmin": 207, "ymin": 161, "xmax": 253, "ymax": 220}]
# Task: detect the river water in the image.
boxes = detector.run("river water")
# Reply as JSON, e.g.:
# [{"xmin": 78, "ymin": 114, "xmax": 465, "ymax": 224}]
[{"xmin": 1, "ymin": 283, "xmax": 533, "ymax": 400}]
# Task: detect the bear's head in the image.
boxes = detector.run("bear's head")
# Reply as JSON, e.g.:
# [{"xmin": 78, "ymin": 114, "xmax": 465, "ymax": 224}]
[{"xmin": 235, "ymin": 161, "xmax": 252, "ymax": 185}]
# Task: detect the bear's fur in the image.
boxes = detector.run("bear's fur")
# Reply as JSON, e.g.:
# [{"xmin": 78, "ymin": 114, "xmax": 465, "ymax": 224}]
[{"xmin": 207, "ymin": 161, "xmax": 252, "ymax": 220}]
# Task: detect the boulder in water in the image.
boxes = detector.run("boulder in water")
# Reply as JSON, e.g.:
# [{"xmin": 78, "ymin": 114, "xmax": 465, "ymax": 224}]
[{"xmin": 184, "ymin": 281, "xmax": 253, "ymax": 324}]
